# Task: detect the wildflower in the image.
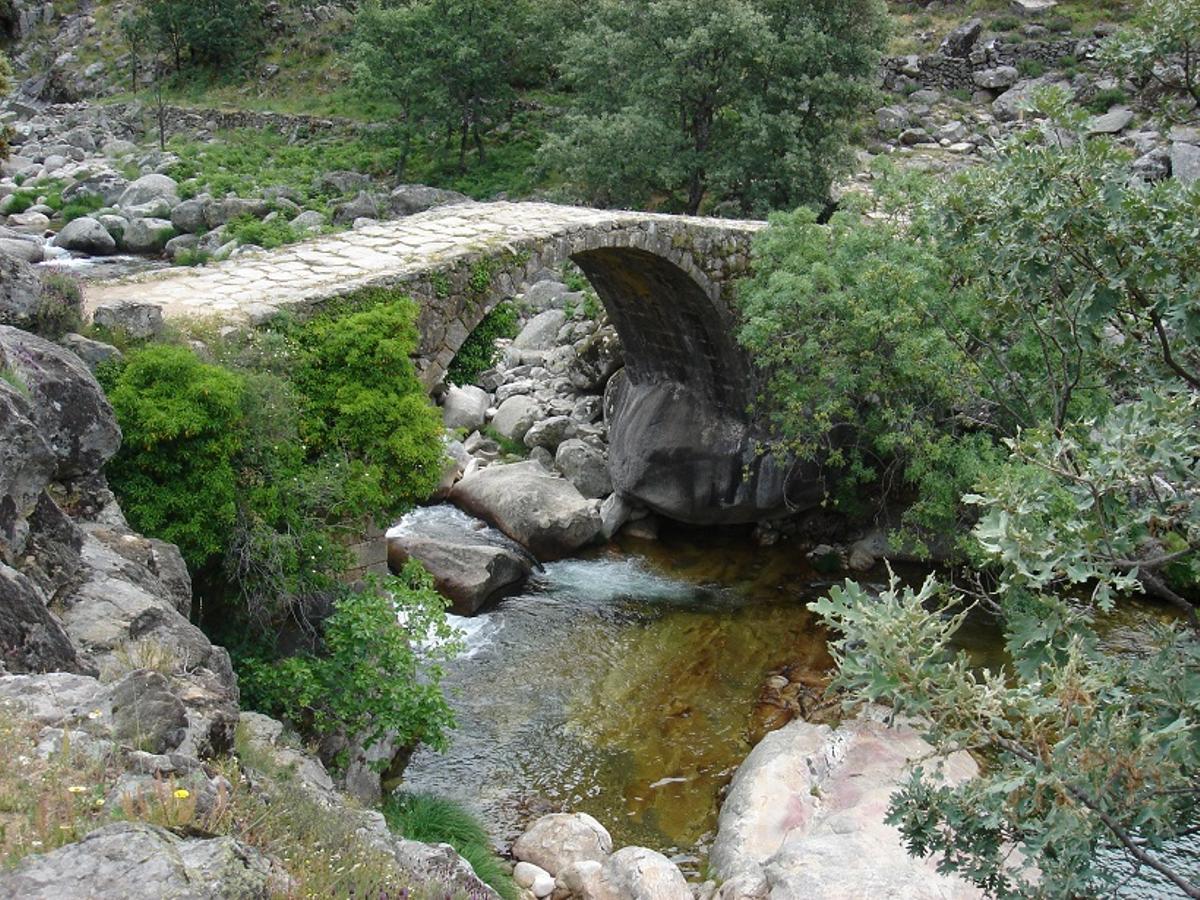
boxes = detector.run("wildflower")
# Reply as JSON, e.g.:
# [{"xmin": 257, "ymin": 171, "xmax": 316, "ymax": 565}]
[
  {"xmin": 87, "ymin": 709, "xmax": 102, "ymax": 720},
  {"xmin": 94, "ymin": 798, "xmax": 106, "ymax": 807},
  {"xmin": 30, "ymin": 841, "xmax": 42, "ymax": 848},
  {"xmin": 173, "ymin": 788, "xmax": 190, "ymax": 799},
  {"xmin": 67, "ymin": 785, "xmax": 86, "ymax": 794}
]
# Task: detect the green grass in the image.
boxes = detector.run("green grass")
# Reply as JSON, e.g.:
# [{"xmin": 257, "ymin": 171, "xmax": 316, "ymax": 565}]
[
  {"xmin": 382, "ymin": 792, "xmax": 519, "ymax": 900},
  {"xmin": 225, "ymin": 214, "xmax": 300, "ymax": 250},
  {"xmin": 61, "ymin": 194, "xmax": 106, "ymax": 222}
]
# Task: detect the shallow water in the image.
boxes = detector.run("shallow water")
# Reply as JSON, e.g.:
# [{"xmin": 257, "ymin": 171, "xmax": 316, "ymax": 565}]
[{"xmin": 398, "ymin": 511, "xmax": 1187, "ymax": 886}]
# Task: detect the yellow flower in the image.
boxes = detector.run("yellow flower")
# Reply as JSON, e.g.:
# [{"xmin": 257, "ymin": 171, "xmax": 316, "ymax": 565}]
[
  {"xmin": 173, "ymin": 789, "xmax": 191, "ymax": 800},
  {"xmin": 67, "ymin": 785, "xmax": 86, "ymax": 794},
  {"xmin": 86, "ymin": 709, "xmax": 102, "ymax": 720}
]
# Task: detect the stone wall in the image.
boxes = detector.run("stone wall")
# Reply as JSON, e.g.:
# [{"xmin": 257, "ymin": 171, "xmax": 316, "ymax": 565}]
[{"xmin": 882, "ymin": 37, "xmax": 1097, "ymax": 92}]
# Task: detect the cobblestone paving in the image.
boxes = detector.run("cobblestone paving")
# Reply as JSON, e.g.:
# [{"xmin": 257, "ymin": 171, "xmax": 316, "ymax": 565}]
[{"xmin": 84, "ymin": 201, "xmax": 765, "ymax": 325}]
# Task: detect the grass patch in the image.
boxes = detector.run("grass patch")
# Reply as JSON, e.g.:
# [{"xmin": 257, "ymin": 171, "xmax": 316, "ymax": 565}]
[
  {"xmin": 382, "ymin": 792, "xmax": 518, "ymax": 900},
  {"xmin": 225, "ymin": 214, "xmax": 300, "ymax": 250},
  {"xmin": 61, "ymin": 194, "xmax": 106, "ymax": 223}
]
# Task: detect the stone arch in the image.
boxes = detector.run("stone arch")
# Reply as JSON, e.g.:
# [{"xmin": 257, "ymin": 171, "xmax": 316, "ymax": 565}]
[{"xmin": 403, "ymin": 219, "xmax": 811, "ymax": 525}]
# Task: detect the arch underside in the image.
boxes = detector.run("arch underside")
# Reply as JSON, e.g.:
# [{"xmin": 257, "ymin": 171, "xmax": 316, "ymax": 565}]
[{"xmin": 425, "ymin": 226, "xmax": 812, "ymax": 525}]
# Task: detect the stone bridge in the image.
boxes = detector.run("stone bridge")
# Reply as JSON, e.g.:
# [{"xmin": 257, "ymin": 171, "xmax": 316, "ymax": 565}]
[{"xmin": 86, "ymin": 201, "xmax": 812, "ymax": 524}]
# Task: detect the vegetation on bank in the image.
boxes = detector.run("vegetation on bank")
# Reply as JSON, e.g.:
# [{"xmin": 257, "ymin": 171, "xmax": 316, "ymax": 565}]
[
  {"xmin": 740, "ymin": 88, "xmax": 1200, "ymax": 894},
  {"xmin": 0, "ymin": 707, "xmax": 435, "ymax": 896},
  {"xmin": 97, "ymin": 293, "xmax": 453, "ymax": 769},
  {"xmin": 383, "ymin": 793, "xmax": 519, "ymax": 900}
]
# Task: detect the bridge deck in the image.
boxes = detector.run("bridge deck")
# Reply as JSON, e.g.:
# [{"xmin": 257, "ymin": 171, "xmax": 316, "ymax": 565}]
[{"xmin": 83, "ymin": 201, "xmax": 765, "ymax": 323}]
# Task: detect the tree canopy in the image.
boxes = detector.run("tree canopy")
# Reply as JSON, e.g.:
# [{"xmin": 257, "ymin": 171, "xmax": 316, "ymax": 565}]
[{"xmin": 541, "ymin": 0, "xmax": 888, "ymax": 215}]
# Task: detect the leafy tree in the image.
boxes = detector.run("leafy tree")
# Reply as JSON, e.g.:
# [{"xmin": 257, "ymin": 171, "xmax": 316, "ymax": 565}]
[
  {"xmin": 1100, "ymin": 0, "xmax": 1200, "ymax": 108},
  {"xmin": 741, "ymin": 102, "xmax": 1200, "ymax": 896},
  {"xmin": 102, "ymin": 345, "xmax": 246, "ymax": 569},
  {"xmin": 238, "ymin": 567, "xmax": 460, "ymax": 774},
  {"xmin": 351, "ymin": 0, "xmax": 533, "ymax": 174},
  {"xmin": 542, "ymin": 0, "xmax": 887, "ymax": 215},
  {"xmin": 138, "ymin": 0, "xmax": 265, "ymax": 73}
]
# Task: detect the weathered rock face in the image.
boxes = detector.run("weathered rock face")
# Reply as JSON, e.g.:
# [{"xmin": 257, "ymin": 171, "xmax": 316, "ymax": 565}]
[
  {"xmin": 450, "ymin": 461, "xmax": 601, "ymax": 560},
  {"xmin": 387, "ymin": 505, "xmax": 533, "ymax": 615},
  {"xmin": 0, "ymin": 326, "xmax": 122, "ymax": 480},
  {"xmin": 709, "ymin": 714, "xmax": 981, "ymax": 900},
  {"xmin": 0, "ymin": 250, "xmax": 45, "ymax": 328},
  {"xmin": 0, "ymin": 562, "xmax": 83, "ymax": 674},
  {"xmin": 0, "ymin": 821, "xmax": 272, "ymax": 900},
  {"xmin": 605, "ymin": 376, "xmax": 816, "ymax": 526}
]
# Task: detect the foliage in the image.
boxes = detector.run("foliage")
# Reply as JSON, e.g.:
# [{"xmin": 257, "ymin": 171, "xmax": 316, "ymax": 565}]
[
  {"xmin": 542, "ymin": 0, "xmax": 888, "ymax": 215},
  {"xmin": 1016, "ymin": 58, "xmax": 1045, "ymax": 78},
  {"xmin": 137, "ymin": 0, "xmax": 266, "ymax": 73},
  {"xmin": 1099, "ymin": 0, "xmax": 1200, "ymax": 107},
  {"xmin": 0, "ymin": 53, "xmax": 11, "ymax": 161},
  {"xmin": 740, "ymin": 97, "xmax": 1200, "ymax": 552},
  {"xmin": 30, "ymin": 273, "xmax": 84, "ymax": 339},
  {"xmin": 224, "ymin": 214, "xmax": 299, "ymax": 250},
  {"xmin": 768, "ymin": 99, "xmax": 1200, "ymax": 897},
  {"xmin": 101, "ymin": 345, "xmax": 245, "ymax": 569},
  {"xmin": 60, "ymin": 193, "xmax": 106, "ymax": 223},
  {"xmin": 351, "ymin": 0, "xmax": 535, "ymax": 176},
  {"xmin": 291, "ymin": 295, "xmax": 445, "ymax": 517},
  {"xmin": 1085, "ymin": 85, "xmax": 1128, "ymax": 113},
  {"xmin": 238, "ymin": 568, "xmax": 460, "ymax": 771},
  {"xmin": 383, "ymin": 792, "xmax": 519, "ymax": 900},
  {"xmin": 447, "ymin": 301, "xmax": 518, "ymax": 386}
]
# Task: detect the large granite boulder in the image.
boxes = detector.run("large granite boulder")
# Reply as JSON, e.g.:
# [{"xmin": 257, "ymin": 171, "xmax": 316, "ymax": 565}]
[
  {"xmin": 0, "ymin": 326, "xmax": 121, "ymax": 480},
  {"xmin": 62, "ymin": 172, "xmax": 129, "ymax": 206},
  {"xmin": 491, "ymin": 395, "xmax": 541, "ymax": 443},
  {"xmin": 0, "ymin": 822, "xmax": 272, "ymax": 900},
  {"xmin": 450, "ymin": 461, "xmax": 601, "ymax": 560},
  {"xmin": 514, "ymin": 812, "xmax": 614, "ymax": 877},
  {"xmin": 118, "ymin": 173, "xmax": 179, "ymax": 210},
  {"xmin": 605, "ymin": 374, "xmax": 816, "ymax": 526},
  {"xmin": 389, "ymin": 184, "xmax": 469, "ymax": 217},
  {"xmin": 52, "ymin": 216, "xmax": 117, "ymax": 255},
  {"xmin": 0, "ymin": 250, "xmax": 45, "ymax": 328},
  {"xmin": 555, "ymin": 439, "xmax": 612, "ymax": 499},
  {"xmin": 0, "ymin": 380, "xmax": 56, "ymax": 560},
  {"xmin": 938, "ymin": 18, "xmax": 983, "ymax": 57},
  {"xmin": 709, "ymin": 714, "xmax": 981, "ymax": 899},
  {"xmin": 442, "ymin": 384, "xmax": 490, "ymax": 431},
  {"xmin": 386, "ymin": 506, "xmax": 533, "ymax": 615},
  {"xmin": 513, "ymin": 309, "xmax": 568, "ymax": 352}
]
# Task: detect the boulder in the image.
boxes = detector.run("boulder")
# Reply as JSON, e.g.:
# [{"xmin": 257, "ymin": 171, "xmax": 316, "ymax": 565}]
[
  {"xmin": 938, "ymin": 18, "xmax": 982, "ymax": 57},
  {"xmin": 386, "ymin": 506, "xmax": 533, "ymax": 616},
  {"xmin": 165, "ymin": 233, "xmax": 201, "ymax": 260},
  {"xmin": 290, "ymin": 209, "xmax": 325, "ymax": 233},
  {"xmin": 1011, "ymin": 0, "xmax": 1057, "ymax": 13},
  {"xmin": 570, "ymin": 326, "xmax": 623, "ymax": 391},
  {"xmin": 0, "ymin": 822, "xmax": 272, "ymax": 900},
  {"xmin": 598, "ymin": 494, "xmax": 632, "ymax": 541},
  {"xmin": 972, "ymin": 66, "xmax": 1019, "ymax": 90},
  {"xmin": 0, "ymin": 250, "xmax": 45, "ymax": 327},
  {"xmin": 332, "ymin": 190, "xmax": 383, "ymax": 225},
  {"xmin": 1088, "ymin": 108, "xmax": 1134, "ymax": 135},
  {"xmin": 121, "ymin": 216, "xmax": 175, "ymax": 255},
  {"xmin": 597, "ymin": 847, "xmax": 691, "ymax": 900},
  {"xmin": 118, "ymin": 173, "xmax": 179, "ymax": 210},
  {"xmin": 7, "ymin": 210, "xmax": 50, "ymax": 231},
  {"xmin": 876, "ymin": 106, "xmax": 910, "ymax": 133},
  {"xmin": 1171, "ymin": 141, "xmax": 1200, "ymax": 186},
  {"xmin": 450, "ymin": 461, "xmax": 601, "ymax": 560},
  {"xmin": 62, "ymin": 172, "xmax": 128, "ymax": 206},
  {"xmin": 992, "ymin": 77, "xmax": 1073, "ymax": 122},
  {"xmin": 491, "ymin": 395, "xmax": 541, "ymax": 443},
  {"xmin": 525, "ymin": 415, "xmax": 576, "ymax": 451},
  {"xmin": 513, "ymin": 309, "xmax": 568, "ymax": 352},
  {"xmin": 709, "ymin": 715, "xmax": 981, "ymax": 899},
  {"xmin": 389, "ymin": 184, "xmax": 469, "ymax": 217},
  {"xmin": 514, "ymin": 812, "xmax": 613, "ymax": 877},
  {"xmin": 555, "ymin": 439, "xmax": 612, "ymax": 499},
  {"xmin": 170, "ymin": 198, "xmax": 210, "ymax": 234},
  {"xmin": 206, "ymin": 197, "xmax": 270, "ymax": 228},
  {"xmin": 0, "ymin": 236, "xmax": 44, "ymax": 263},
  {"xmin": 52, "ymin": 216, "xmax": 117, "ymax": 255},
  {"xmin": 0, "ymin": 381, "xmax": 57, "ymax": 560},
  {"xmin": 523, "ymin": 279, "xmax": 571, "ymax": 311},
  {"xmin": 0, "ymin": 326, "xmax": 122, "ymax": 480},
  {"xmin": 92, "ymin": 301, "xmax": 164, "ymax": 340},
  {"xmin": 0, "ymin": 562, "xmax": 83, "ymax": 674},
  {"xmin": 442, "ymin": 384, "xmax": 490, "ymax": 431},
  {"xmin": 313, "ymin": 170, "xmax": 373, "ymax": 195}
]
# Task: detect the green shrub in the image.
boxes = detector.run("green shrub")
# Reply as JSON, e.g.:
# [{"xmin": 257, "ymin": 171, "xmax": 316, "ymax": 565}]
[
  {"xmin": 992, "ymin": 15, "xmax": 1020, "ymax": 32},
  {"xmin": 225, "ymin": 214, "xmax": 299, "ymax": 250},
  {"xmin": 1017, "ymin": 58, "xmax": 1046, "ymax": 77},
  {"xmin": 1087, "ymin": 86, "xmax": 1128, "ymax": 113},
  {"xmin": 102, "ymin": 344, "xmax": 246, "ymax": 569},
  {"xmin": 31, "ymin": 273, "xmax": 83, "ymax": 339},
  {"xmin": 60, "ymin": 193, "xmax": 106, "ymax": 223},
  {"xmin": 292, "ymin": 295, "xmax": 445, "ymax": 516},
  {"xmin": 383, "ymin": 792, "xmax": 518, "ymax": 900},
  {"xmin": 174, "ymin": 248, "xmax": 212, "ymax": 267},
  {"xmin": 238, "ymin": 566, "xmax": 459, "ymax": 771},
  {"xmin": 446, "ymin": 301, "xmax": 518, "ymax": 386},
  {"xmin": 3, "ymin": 190, "xmax": 36, "ymax": 215},
  {"xmin": 1046, "ymin": 14, "xmax": 1073, "ymax": 33}
]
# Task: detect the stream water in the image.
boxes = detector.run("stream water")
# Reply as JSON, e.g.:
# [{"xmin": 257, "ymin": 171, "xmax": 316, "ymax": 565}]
[{"xmin": 397, "ymin": 507, "xmax": 1185, "ymax": 883}]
